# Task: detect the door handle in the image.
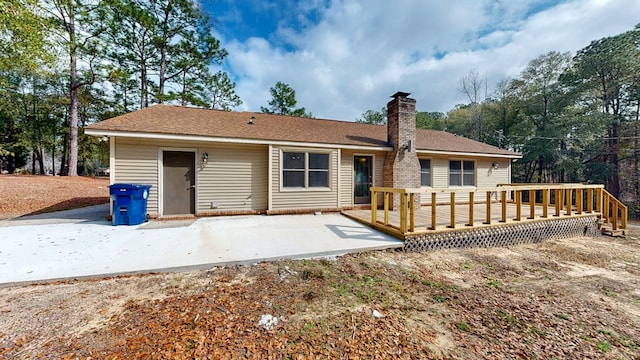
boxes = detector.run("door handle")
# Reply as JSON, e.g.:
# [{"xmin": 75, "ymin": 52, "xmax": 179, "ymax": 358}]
[{"xmin": 190, "ymin": 185, "xmax": 196, "ymax": 189}]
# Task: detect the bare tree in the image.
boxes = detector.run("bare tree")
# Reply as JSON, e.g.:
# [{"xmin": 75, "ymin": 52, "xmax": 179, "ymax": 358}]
[{"xmin": 458, "ymin": 69, "xmax": 486, "ymax": 141}]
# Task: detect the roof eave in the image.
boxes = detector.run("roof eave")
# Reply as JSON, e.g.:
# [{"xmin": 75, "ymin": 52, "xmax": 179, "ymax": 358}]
[
  {"xmin": 84, "ymin": 129, "xmax": 393, "ymax": 151},
  {"xmin": 416, "ymin": 149, "xmax": 522, "ymax": 159}
]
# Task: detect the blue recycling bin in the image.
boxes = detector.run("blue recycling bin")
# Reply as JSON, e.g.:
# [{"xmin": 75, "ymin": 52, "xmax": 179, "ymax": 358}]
[{"xmin": 109, "ymin": 184, "xmax": 152, "ymax": 225}]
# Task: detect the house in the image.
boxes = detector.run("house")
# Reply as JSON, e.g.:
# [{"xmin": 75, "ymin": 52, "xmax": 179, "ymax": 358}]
[{"xmin": 85, "ymin": 92, "xmax": 521, "ymax": 218}]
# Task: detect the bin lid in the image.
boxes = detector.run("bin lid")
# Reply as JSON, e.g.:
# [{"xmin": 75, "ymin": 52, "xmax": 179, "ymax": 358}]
[{"xmin": 109, "ymin": 183, "xmax": 152, "ymax": 189}]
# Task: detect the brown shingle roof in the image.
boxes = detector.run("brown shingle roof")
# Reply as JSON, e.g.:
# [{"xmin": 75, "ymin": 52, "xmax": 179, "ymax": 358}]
[{"xmin": 86, "ymin": 104, "xmax": 520, "ymax": 157}]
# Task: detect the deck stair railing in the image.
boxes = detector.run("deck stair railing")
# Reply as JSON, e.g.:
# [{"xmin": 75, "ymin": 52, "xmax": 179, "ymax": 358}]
[{"xmin": 369, "ymin": 184, "xmax": 627, "ymax": 236}]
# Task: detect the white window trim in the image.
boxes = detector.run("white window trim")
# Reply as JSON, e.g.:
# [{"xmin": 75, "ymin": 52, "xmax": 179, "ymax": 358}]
[
  {"xmin": 279, "ymin": 148, "xmax": 333, "ymax": 192},
  {"xmin": 448, "ymin": 159, "xmax": 476, "ymax": 187}
]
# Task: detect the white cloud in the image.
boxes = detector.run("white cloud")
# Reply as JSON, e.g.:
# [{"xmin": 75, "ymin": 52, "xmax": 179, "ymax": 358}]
[{"xmin": 217, "ymin": 0, "xmax": 640, "ymax": 120}]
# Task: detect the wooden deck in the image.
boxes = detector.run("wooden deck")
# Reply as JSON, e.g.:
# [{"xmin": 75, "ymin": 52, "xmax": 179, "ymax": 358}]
[
  {"xmin": 344, "ymin": 201, "xmax": 596, "ymax": 235},
  {"xmin": 341, "ymin": 184, "xmax": 627, "ymax": 241}
]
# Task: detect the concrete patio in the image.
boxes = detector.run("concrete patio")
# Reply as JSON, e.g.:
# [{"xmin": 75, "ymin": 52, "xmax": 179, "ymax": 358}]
[{"xmin": 0, "ymin": 205, "xmax": 403, "ymax": 285}]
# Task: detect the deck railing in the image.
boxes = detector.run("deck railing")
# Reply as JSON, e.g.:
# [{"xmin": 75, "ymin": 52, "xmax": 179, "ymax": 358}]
[{"xmin": 369, "ymin": 184, "xmax": 627, "ymax": 235}]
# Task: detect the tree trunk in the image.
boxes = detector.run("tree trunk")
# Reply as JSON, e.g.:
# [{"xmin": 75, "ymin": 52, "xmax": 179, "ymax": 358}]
[
  {"xmin": 51, "ymin": 144, "xmax": 55, "ymax": 176},
  {"xmin": 60, "ymin": 130, "xmax": 69, "ymax": 176},
  {"xmin": 31, "ymin": 148, "xmax": 36, "ymax": 175},
  {"xmin": 159, "ymin": 44, "xmax": 166, "ymax": 103},
  {"xmin": 635, "ymin": 118, "xmax": 640, "ymax": 219},
  {"xmin": 67, "ymin": 4, "xmax": 78, "ymax": 176},
  {"xmin": 140, "ymin": 63, "xmax": 147, "ymax": 108},
  {"xmin": 37, "ymin": 148, "xmax": 45, "ymax": 174},
  {"xmin": 608, "ymin": 124, "xmax": 620, "ymax": 198}
]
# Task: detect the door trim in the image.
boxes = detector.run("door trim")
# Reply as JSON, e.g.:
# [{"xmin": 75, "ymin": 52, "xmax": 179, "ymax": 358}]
[
  {"xmin": 353, "ymin": 154, "xmax": 374, "ymax": 205},
  {"xmin": 158, "ymin": 147, "xmax": 198, "ymax": 216}
]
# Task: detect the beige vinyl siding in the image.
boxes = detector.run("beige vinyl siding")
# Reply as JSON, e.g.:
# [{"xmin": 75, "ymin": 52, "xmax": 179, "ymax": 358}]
[
  {"xmin": 114, "ymin": 138, "xmax": 160, "ymax": 215},
  {"xmin": 340, "ymin": 150, "xmax": 354, "ymax": 207},
  {"xmin": 419, "ymin": 155, "xmax": 512, "ymax": 204},
  {"xmin": 197, "ymin": 143, "xmax": 268, "ymax": 213},
  {"xmin": 271, "ymin": 146, "xmax": 339, "ymax": 210},
  {"xmin": 339, "ymin": 150, "xmax": 386, "ymax": 208},
  {"xmin": 113, "ymin": 138, "xmax": 269, "ymax": 216},
  {"xmin": 477, "ymin": 158, "xmax": 510, "ymax": 187}
]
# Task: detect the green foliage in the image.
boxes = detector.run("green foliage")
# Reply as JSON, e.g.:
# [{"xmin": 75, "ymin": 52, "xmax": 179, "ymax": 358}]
[
  {"xmin": 0, "ymin": 0, "xmax": 54, "ymax": 71},
  {"xmin": 456, "ymin": 321, "xmax": 470, "ymax": 331},
  {"xmin": 205, "ymin": 71, "xmax": 242, "ymax": 111},
  {"xmin": 416, "ymin": 111, "xmax": 445, "ymax": 130},
  {"xmin": 261, "ymin": 82, "xmax": 312, "ymax": 117},
  {"xmin": 356, "ymin": 108, "xmax": 386, "ymax": 124}
]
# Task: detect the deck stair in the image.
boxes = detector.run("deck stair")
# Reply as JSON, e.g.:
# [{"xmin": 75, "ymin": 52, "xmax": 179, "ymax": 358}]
[{"xmin": 598, "ymin": 189, "xmax": 628, "ymax": 237}]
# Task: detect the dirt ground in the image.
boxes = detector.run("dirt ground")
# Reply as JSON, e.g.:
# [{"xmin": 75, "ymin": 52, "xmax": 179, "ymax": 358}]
[
  {"xmin": 0, "ymin": 175, "xmax": 109, "ymax": 219},
  {"xmin": 0, "ymin": 176, "xmax": 638, "ymax": 358}
]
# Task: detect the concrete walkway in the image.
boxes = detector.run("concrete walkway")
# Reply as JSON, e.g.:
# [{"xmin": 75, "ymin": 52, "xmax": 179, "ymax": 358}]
[{"xmin": 0, "ymin": 205, "xmax": 403, "ymax": 285}]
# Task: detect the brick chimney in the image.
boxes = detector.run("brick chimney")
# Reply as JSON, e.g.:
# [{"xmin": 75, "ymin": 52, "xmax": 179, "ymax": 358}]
[{"xmin": 383, "ymin": 91, "xmax": 421, "ymax": 209}]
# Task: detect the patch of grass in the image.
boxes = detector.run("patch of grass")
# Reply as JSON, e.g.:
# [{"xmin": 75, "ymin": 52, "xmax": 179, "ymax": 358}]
[
  {"xmin": 460, "ymin": 262, "xmax": 473, "ymax": 270},
  {"xmin": 498, "ymin": 310, "xmax": 517, "ymax": 325},
  {"xmin": 433, "ymin": 294, "xmax": 446, "ymax": 303},
  {"xmin": 529, "ymin": 326, "xmax": 548, "ymax": 337},
  {"xmin": 332, "ymin": 275, "xmax": 389, "ymax": 304},
  {"xmin": 456, "ymin": 322, "xmax": 470, "ymax": 331},
  {"xmin": 421, "ymin": 280, "xmax": 460, "ymax": 292},
  {"xmin": 598, "ymin": 328, "xmax": 614, "ymax": 336},
  {"xmin": 618, "ymin": 336, "xmax": 637, "ymax": 349},
  {"xmin": 601, "ymin": 287, "xmax": 618, "ymax": 297},
  {"xmin": 596, "ymin": 341, "xmax": 611, "ymax": 353},
  {"xmin": 485, "ymin": 277, "xmax": 502, "ymax": 288},
  {"xmin": 301, "ymin": 268, "xmax": 324, "ymax": 281},
  {"xmin": 319, "ymin": 258, "xmax": 332, "ymax": 266},
  {"xmin": 555, "ymin": 313, "xmax": 569, "ymax": 321}
]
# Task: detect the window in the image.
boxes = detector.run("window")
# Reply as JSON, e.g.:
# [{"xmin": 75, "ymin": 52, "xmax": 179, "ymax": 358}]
[
  {"xmin": 449, "ymin": 160, "xmax": 475, "ymax": 186},
  {"xmin": 419, "ymin": 159, "xmax": 431, "ymax": 187},
  {"xmin": 282, "ymin": 151, "xmax": 330, "ymax": 188},
  {"xmin": 283, "ymin": 152, "xmax": 305, "ymax": 187}
]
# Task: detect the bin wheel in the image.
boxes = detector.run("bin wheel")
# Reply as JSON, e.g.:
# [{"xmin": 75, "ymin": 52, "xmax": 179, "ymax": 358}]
[{"xmin": 145, "ymin": 213, "xmax": 150, "ymax": 222}]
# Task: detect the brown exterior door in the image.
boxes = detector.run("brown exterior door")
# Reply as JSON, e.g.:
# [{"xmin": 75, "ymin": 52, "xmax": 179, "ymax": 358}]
[
  {"xmin": 163, "ymin": 151, "xmax": 195, "ymax": 215},
  {"xmin": 354, "ymin": 156, "xmax": 373, "ymax": 204}
]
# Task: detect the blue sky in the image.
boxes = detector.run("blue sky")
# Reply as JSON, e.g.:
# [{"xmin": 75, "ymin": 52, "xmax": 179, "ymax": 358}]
[{"xmin": 205, "ymin": 0, "xmax": 640, "ymax": 121}]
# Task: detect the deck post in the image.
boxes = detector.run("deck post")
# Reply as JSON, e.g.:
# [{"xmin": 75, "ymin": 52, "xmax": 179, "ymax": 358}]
[
  {"xmin": 501, "ymin": 191, "xmax": 507, "ymax": 223},
  {"xmin": 409, "ymin": 193, "xmax": 415, "ymax": 232},
  {"xmin": 529, "ymin": 189, "xmax": 535, "ymax": 219},
  {"xmin": 542, "ymin": 188, "xmax": 549, "ymax": 218},
  {"xmin": 603, "ymin": 192, "xmax": 610, "ymax": 223},
  {"xmin": 449, "ymin": 192, "xmax": 456, "ymax": 228},
  {"xmin": 400, "ymin": 192, "xmax": 407, "ymax": 233},
  {"xmin": 467, "ymin": 192, "xmax": 474, "ymax": 226},
  {"xmin": 555, "ymin": 189, "xmax": 562, "ymax": 217},
  {"xmin": 431, "ymin": 192, "xmax": 437, "ymax": 230},
  {"xmin": 384, "ymin": 192, "xmax": 389, "ymax": 225},
  {"xmin": 515, "ymin": 190, "xmax": 522, "ymax": 221},
  {"xmin": 485, "ymin": 191, "xmax": 492, "ymax": 224},
  {"xmin": 576, "ymin": 188, "xmax": 583, "ymax": 214},
  {"xmin": 371, "ymin": 189, "xmax": 377, "ymax": 224},
  {"xmin": 565, "ymin": 188, "xmax": 572, "ymax": 216},
  {"xmin": 596, "ymin": 188, "xmax": 603, "ymax": 213},
  {"xmin": 622, "ymin": 205, "xmax": 628, "ymax": 230},
  {"xmin": 586, "ymin": 188, "xmax": 593, "ymax": 213},
  {"xmin": 612, "ymin": 200, "xmax": 618, "ymax": 230}
]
